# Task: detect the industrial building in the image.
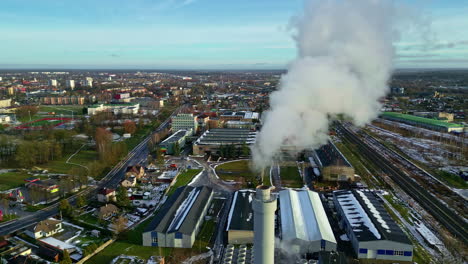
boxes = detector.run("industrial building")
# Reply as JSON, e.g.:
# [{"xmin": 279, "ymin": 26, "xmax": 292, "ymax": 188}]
[
  {"xmin": 312, "ymin": 142, "xmax": 355, "ymax": 182},
  {"xmin": 171, "ymin": 113, "xmax": 198, "ymax": 135},
  {"xmin": 252, "ymin": 186, "xmax": 277, "ymax": 264},
  {"xmin": 193, "ymin": 128, "xmax": 257, "ymax": 156},
  {"xmin": 159, "ymin": 129, "xmax": 190, "ymax": 155},
  {"xmin": 381, "ymin": 112, "xmax": 464, "ymax": 133},
  {"xmin": 226, "ymin": 120, "xmax": 255, "ymax": 129},
  {"xmin": 87, "ymin": 103, "xmax": 140, "ymax": 115},
  {"xmin": 333, "ymin": 190, "xmax": 413, "ymax": 263},
  {"xmin": 278, "ymin": 189, "xmax": 337, "ymax": 254},
  {"xmin": 142, "ymin": 186, "xmax": 213, "ymax": 248},
  {"xmin": 226, "ymin": 190, "xmax": 255, "ymax": 244},
  {"xmin": 219, "ymin": 111, "xmax": 260, "ymax": 122}
]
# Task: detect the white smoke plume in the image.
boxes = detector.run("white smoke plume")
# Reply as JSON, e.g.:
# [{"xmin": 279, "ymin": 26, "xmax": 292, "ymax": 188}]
[{"xmin": 252, "ymin": 0, "xmax": 399, "ymax": 170}]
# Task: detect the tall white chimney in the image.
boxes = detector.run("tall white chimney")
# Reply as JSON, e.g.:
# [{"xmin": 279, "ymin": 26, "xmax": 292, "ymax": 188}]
[{"xmin": 252, "ymin": 185, "xmax": 277, "ymax": 264}]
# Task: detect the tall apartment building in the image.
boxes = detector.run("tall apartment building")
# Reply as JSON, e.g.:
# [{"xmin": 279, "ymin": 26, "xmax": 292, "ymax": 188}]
[
  {"xmin": 171, "ymin": 113, "xmax": 198, "ymax": 135},
  {"xmin": 7, "ymin": 87, "xmax": 15, "ymax": 95},
  {"xmin": 82, "ymin": 77, "xmax": 93, "ymax": 88},
  {"xmin": 48, "ymin": 79, "xmax": 58, "ymax": 87},
  {"xmin": 41, "ymin": 96, "xmax": 85, "ymax": 105},
  {"xmin": 66, "ymin": 80, "xmax": 75, "ymax": 89}
]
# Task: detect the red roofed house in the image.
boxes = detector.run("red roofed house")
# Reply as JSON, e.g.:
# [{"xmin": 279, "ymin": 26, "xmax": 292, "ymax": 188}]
[
  {"xmin": 97, "ymin": 188, "xmax": 116, "ymax": 203},
  {"xmin": 125, "ymin": 165, "xmax": 145, "ymax": 180}
]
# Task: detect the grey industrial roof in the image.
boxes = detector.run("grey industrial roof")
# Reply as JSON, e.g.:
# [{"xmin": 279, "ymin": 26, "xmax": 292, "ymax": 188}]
[
  {"xmin": 314, "ymin": 141, "xmax": 352, "ymax": 168},
  {"xmin": 226, "ymin": 190, "xmax": 255, "ymax": 231},
  {"xmin": 195, "ymin": 128, "xmax": 257, "ymax": 145},
  {"xmin": 160, "ymin": 129, "xmax": 188, "ymax": 145},
  {"xmin": 279, "ymin": 189, "xmax": 336, "ymax": 243},
  {"xmin": 220, "ymin": 111, "xmax": 259, "ymax": 119},
  {"xmin": 144, "ymin": 186, "xmax": 213, "ymax": 235},
  {"xmin": 334, "ymin": 190, "xmax": 411, "ymax": 244}
]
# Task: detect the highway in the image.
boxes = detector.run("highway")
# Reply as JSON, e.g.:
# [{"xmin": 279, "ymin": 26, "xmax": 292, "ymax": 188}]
[
  {"xmin": 0, "ymin": 106, "xmax": 183, "ymax": 236},
  {"xmin": 337, "ymin": 123, "xmax": 468, "ymax": 244},
  {"xmin": 269, "ymin": 164, "xmax": 282, "ymax": 189}
]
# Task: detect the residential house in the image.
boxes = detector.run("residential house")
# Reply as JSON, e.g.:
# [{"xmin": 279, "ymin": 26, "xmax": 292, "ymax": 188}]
[
  {"xmin": 37, "ymin": 246, "xmax": 59, "ymax": 262},
  {"xmin": 121, "ymin": 176, "xmax": 137, "ymax": 188},
  {"xmin": 25, "ymin": 218, "xmax": 63, "ymax": 239},
  {"xmin": 97, "ymin": 188, "xmax": 116, "ymax": 203},
  {"xmin": 97, "ymin": 204, "xmax": 119, "ymax": 219},
  {"xmin": 126, "ymin": 165, "xmax": 145, "ymax": 179}
]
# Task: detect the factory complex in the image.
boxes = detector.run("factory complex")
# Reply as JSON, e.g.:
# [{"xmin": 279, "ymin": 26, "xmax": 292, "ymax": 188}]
[
  {"xmin": 142, "ymin": 186, "xmax": 213, "ymax": 248},
  {"xmin": 334, "ymin": 190, "xmax": 413, "ymax": 263},
  {"xmin": 381, "ymin": 112, "xmax": 464, "ymax": 133},
  {"xmin": 312, "ymin": 141, "xmax": 355, "ymax": 182},
  {"xmin": 192, "ymin": 128, "xmax": 257, "ymax": 155},
  {"xmin": 226, "ymin": 190, "xmax": 255, "ymax": 244},
  {"xmin": 278, "ymin": 189, "xmax": 337, "ymax": 254},
  {"xmin": 159, "ymin": 129, "xmax": 190, "ymax": 155}
]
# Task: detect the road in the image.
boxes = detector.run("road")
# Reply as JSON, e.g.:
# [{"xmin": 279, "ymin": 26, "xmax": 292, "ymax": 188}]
[
  {"xmin": 188, "ymin": 158, "xmax": 236, "ymax": 194},
  {"xmin": 270, "ymin": 164, "xmax": 282, "ymax": 189},
  {"xmin": 0, "ymin": 106, "xmax": 185, "ymax": 236},
  {"xmin": 187, "ymin": 158, "xmax": 238, "ymax": 263}
]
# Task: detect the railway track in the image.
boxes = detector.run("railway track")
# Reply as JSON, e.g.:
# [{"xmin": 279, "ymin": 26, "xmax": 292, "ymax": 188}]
[
  {"xmin": 337, "ymin": 123, "xmax": 468, "ymax": 244},
  {"xmin": 361, "ymin": 130, "xmax": 467, "ymax": 216}
]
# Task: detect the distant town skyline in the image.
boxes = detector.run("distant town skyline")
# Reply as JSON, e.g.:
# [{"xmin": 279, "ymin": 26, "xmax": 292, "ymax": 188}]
[{"xmin": 1, "ymin": 0, "xmax": 467, "ymax": 69}]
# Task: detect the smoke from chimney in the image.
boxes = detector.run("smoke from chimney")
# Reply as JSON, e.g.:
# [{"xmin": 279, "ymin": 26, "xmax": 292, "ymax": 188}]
[{"xmin": 252, "ymin": 0, "xmax": 399, "ymax": 170}]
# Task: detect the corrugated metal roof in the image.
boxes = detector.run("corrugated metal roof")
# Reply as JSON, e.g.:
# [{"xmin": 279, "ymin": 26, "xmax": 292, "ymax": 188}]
[
  {"xmin": 226, "ymin": 190, "xmax": 255, "ymax": 231},
  {"xmin": 279, "ymin": 189, "xmax": 336, "ymax": 243},
  {"xmin": 334, "ymin": 190, "xmax": 411, "ymax": 244},
  {"xmin": 382, "ymin": 112, "xmax": 463, "ymax": 128},
  {"xmin": 145, "ymin": 186, "xmax": 213, "ymax": 235}
]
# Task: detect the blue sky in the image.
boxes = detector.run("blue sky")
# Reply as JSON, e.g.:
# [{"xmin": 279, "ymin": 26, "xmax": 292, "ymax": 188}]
[{"xmin": 0, "ymin": 0, "xmax": 467, "ymax": 69}]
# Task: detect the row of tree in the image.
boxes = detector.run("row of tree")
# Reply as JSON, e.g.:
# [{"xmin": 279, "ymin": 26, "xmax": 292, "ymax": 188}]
[
  {"xmin": 15, "ymin": 105, "xmax": 38, "ymax": 120},
  {"xmin": 15, "ymin": 140, "xmax": 63, "ymax": 167},
  {"xmin": 218, "ymin": 143, "xmax": 250, "ymax": 159}
]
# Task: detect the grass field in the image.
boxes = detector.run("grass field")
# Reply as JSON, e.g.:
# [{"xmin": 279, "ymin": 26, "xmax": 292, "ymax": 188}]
[
  {"xmin": 335, "ymin": 141, "xmax": 384, "ymax": 188},
  {"xmin": 0, "ymin": 214, "xmax": 19, "ymax": 222},
  {"xmin": 40, "ymin": 146, "xmax": 97, "ymax": 174},
  {"xmin": 166, "ymin": 169, "xmax": 202, "ymax": 196},
  {"xmin": 78, "ymin": 212, "xmax": 100, "ymax": 226},
  {"xmin": 434, "ymin": 170, "xmax": 467, "ymax": 189},
  {"xmin": 193, "ymin": 219, "xmax": 216, "ymax": 251},
  {"xmin": 39, "ymin": 105, "xmax": 85, "ymax": 116},
  {"xmin": 0, "ymin": 170, "xmax": 33, "ymax": 191},
  {"xmin": 86, "ymin": 211, "xmax": 210, "ymax": 264},
  {"xmin": 215, "ymin": 160, "xmax": 258, "ymax": 188},
  {"xmin": 15, "ymin": 117, "xmax": 72, "ymax": 130},
  {"xmin": 280, "ymin": 166, "xmax": 303, "ymax": 188},
  {"xmin": 383, "ymin": 194, "xmax": 411, "ymax": 222}
]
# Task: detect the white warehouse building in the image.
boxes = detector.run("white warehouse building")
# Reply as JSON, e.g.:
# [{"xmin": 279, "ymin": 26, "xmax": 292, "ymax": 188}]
[
  {"xmin": 142, "ymin": 186, "xmax": 213, "ymax": 248},
  {"xmin": 278, "ymin": 189, "xmax": 337, "ymax": 254},
  {"xmin": 333, "ymin": 190, "xmax": 413, "ymax": 264}
]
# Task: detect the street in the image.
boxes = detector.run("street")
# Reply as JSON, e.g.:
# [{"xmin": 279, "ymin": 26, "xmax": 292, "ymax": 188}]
[{"xmin": 0, "ymin": 106, "xmax": 184, "ymax": 236}]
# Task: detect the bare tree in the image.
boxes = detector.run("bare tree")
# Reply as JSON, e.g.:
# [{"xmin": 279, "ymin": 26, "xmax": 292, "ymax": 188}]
[
  {"xmin": 112, "ymin": 215, "xmax": 128, "ymax": 236},
  {"xmin": 1, "ymin": 198, "xmax": 9, "ymax": 216}
]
